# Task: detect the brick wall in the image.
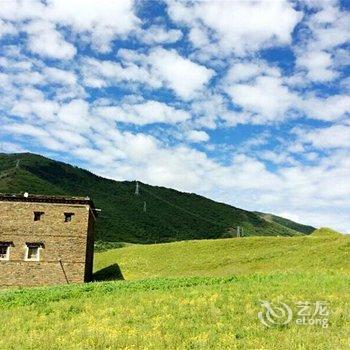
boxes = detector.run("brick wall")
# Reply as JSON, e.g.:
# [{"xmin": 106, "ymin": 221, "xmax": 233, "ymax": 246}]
[{"xmin": 0, "ymin": 201, "xmax": 95, "ymax": 287}]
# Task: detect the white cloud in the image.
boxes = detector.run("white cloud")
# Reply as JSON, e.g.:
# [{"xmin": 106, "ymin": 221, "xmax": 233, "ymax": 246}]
[
  {"xmin": 258, "ymin": 150, "xmax": 296, "ymax": 165},
  {"xmin": 11, "ymin": 98, "xmax": 59, "ymax": 121},
  {"xmin": 46, "ymin": 0, "xmax": 140, "ymax": 52},
  {"xmin": 1, "ymin": 0, "xmax": 350, "ymax": 234},
  {"xmin": 57, "ymin": 99, "xmax": 90, "ymax": 130},
  {"xmin": 225, "ymin": 61, "xmax": 280, "ymax": 84},
  {"xmin": 296, "ymin": 50, "xmax": 336, "ymax": 82},
  {"xmin": 54, "ymin": 129, "xmax": 88, "ymax": 147},
  {"xmin": 43, "ymin": 67, "xmax": 77, "ymax": 86},
  {"xmin": 12, "ymin": 71, "xmax": 44, "ymax": 86},
  {"xmin": 187, "ymin": 130, "xmax": 209, "ymax": 143},
  {"xmin": 293, "ymin": 3, "xmax": 350, "ymax": 83},
  {"xmin": 221, "ymin": 60, "xmax": 302, "ymax": 124},
  {"xmin": 81, "ymin": 57, "xmax": 161, "ymax": 89},
  {"xmin": 26, "ymin": 20, "xmax": 76, "ymax": 60},
  {"xmin": 147, "ymin": 48, "xmax": 214, "ymax": 100},
  {"xmin": 3, "ymin": 123, "xmax": 49, "ymax": 138},
  {"xmin": 167, "ymin": 0, "xmax": 301, "ymax": 57},
  {"xmin": 0, "ymin": 19, "xmax": 17, "ymax": 38},
  {"xmin": 306, "ymin": 3, "xmax": 350, "ymax": 52},
  {"xmin": 190, "ymin": 93, "xmax": 228, "ymax": 128},
  {"xmin": 188, "ymin": 25, "xmax": 210, "ymax": 47},
  {"xmin": 0, "ymin": 0, "xmax": 140, "ymax": 53},
  {"xmin": 0, "ymin": 56, "xmax": 86, "ymax": 119},
  {"xmin": 225, "ymin": 76, "xmax": 296, "ymax": 122},
  {"xmin": 137, "ymin": 25, "xmax": 182, "ymax": 44},
  {"xmin": 0, "ymin": 0, "xmax": 45, "ymax": 21},
  {"xmin": 0, "ymin": 141, "xmax": 26, "ymax": 153},
  {"xmin": 297, "ymin": 124, "xmax": 350, "ymax": 149},
  {"xmin": 90, "ymin": 48, "xmax": 214, "ymax": 100},
  {"xmin": 300, "ymin": 95, "xmax": 350, "ymax": 121},
  {"xmin": 95, "ymin": 100, "xmax": 190, "ymax": 125}
]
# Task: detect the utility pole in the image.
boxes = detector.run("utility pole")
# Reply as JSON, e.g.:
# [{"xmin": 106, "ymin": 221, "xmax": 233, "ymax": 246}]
[{"xmin": 135, "ymin": 181, "xmax": 139, "ymax": 195}]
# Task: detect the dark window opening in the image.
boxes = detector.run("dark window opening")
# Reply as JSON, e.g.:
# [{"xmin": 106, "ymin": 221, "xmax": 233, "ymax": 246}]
[
  {"xmin": 64, "ymin": 213, "xmax": 74, "ymax": 222},
  {"xmin": 34, "ymin": 211, "xmax": 44, "ymax": 221},
  {"xmin": 25, "ymin": 243, "xmax": 42, "ymax": 261},
  {"xmin": 0, "ymin": 242, "xmax": 11, "ymax": 260}
]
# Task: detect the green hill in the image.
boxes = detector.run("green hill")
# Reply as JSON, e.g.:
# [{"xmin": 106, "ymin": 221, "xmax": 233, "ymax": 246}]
[
  {"xmin": 311, "ymin": 227, "xmax": 344, "ymax": 237},
  {"xmin": 94, "ymin": 234, "xmax": 350, "ymax": 280},
  {"xmin": 255, "ymin": 211, "xmax": 315, "ymax": 234},
  {"xmin": 0, "ymin": 152, "xmax": 313, "ymax": 242}
]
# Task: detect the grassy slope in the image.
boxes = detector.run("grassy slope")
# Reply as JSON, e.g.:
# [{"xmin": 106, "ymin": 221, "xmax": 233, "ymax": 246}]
[
  {"xmin": 255, "ymin": 211, "xmax": 315, "ymax": 234},
  {"xmin": 0, "ymin": 152, "xmax": 305, "ymax": 242},
  {"xmin": 94, "ymin": 233, "xmax": 350, "ymax": 280},
  {"xmin": 311, "ymin": 227, "xmax": 344, "ymax": 237},
  {"xmin": 1, "ymin": 235, "xmax": 349, "ymax": 349},
  {"xmin": 0, "ymin": 274, "xmax": 349, "ymax": 349}
]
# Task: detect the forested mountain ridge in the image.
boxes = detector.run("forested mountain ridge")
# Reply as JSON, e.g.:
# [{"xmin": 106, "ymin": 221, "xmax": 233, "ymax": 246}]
[{"xmin": 0, "ymin": 153, "xmax": 314, "ymax": 242}]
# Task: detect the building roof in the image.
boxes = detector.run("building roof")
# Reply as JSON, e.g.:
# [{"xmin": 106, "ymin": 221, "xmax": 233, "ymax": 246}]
[{"xmin": 0, "ymin": 193, "xmax": 96, "ymax": 210}]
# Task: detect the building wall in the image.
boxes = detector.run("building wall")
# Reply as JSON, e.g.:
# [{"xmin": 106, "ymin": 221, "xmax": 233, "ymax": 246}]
[{"xmin": 0, "ymin": 201, "xmax": 95, "ymax": 287}]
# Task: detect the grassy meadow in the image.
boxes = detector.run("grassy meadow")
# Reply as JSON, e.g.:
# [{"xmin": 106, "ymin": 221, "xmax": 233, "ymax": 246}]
[
  {"xmin": 94, "ymin": 231, "xmax": 350, "ymax": 280},
  {"xmin": 1, "ymin": 230, "xmax": 349, "ymax": 349}
]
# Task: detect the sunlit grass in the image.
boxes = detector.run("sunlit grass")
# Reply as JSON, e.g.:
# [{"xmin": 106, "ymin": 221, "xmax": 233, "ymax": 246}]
[
  {"xmin": 1, "ymin": 233, "xmax": 349, "ymax": 349},
  {"xmin": 0, "ymin": 273, "xmax": 349, "ymax": 349},
  {"xmin": 94, "ymin": 233, "xmax": 350, "ymax": 280}
]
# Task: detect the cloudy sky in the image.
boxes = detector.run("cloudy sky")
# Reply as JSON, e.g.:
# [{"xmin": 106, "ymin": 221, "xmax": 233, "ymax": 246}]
[{"xmin": 0, "ymin": 0, "xmax": 349, "ymax": 232}]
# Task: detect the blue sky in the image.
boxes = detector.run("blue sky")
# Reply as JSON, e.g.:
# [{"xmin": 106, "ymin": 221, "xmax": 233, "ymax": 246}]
[{"xmin": 0, "ymin": 0, "xmax": 349, "ymax": 232}]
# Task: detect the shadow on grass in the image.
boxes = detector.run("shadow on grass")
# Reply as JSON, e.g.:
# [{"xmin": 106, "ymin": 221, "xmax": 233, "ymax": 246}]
[{"xmin": 93, "ymin": 264, "xmax": 125, "ymax": 281}]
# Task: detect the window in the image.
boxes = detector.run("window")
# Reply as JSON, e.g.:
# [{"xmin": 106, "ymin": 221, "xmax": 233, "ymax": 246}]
[
  {"xmin": 0, "ymin": 242, "xmax": 11, "ymax": 260},
  {"xmin": 34, "ymin": 211, "xmax": 44, "ymax": 221},
  {"xmin": 25, "ymin": 243, "xmax": 41, "ymax": 261},
  {"xmin": 64, "ymin": 212, "xmax": 74, "ymax": 222}
]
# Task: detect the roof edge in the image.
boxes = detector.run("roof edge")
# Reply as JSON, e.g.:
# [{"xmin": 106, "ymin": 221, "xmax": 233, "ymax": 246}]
[{"xmin": 0, "ymin": 193, "xmax": 96, "ymax": 210}]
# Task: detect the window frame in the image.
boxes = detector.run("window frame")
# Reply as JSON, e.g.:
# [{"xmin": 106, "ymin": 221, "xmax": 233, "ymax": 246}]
[
  {"xmin": 25, "ymin": 243, "xmax": 42, "ymax": 261},
  {"xmin": 0, "ymin": 243, "xmax": 11, "ymax": 261}
]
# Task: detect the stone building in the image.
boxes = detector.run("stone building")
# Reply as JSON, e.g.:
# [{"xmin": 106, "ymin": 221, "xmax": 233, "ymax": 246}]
[{"xmin": 0, "ymin": 193, "xmax": 97, "ymax": 288}]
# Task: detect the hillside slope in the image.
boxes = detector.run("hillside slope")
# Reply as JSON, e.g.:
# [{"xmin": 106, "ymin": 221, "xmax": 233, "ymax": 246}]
[
  {"xmin": 0, "ymin": 152, "xmax": 309, "ymax": 242},
  {"xmin": 94, "ymin": 234, "xmax": 350, "ymax": 280},
  {"xmin": 311, "ymin": 227, "xmax": 344, "ymax": 237},
  {"xmin": 255, "ymin": 211, "xmax": 315, "ymax": 234}
]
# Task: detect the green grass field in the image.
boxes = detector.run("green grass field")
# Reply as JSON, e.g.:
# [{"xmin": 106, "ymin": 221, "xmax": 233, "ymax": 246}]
[
  {"xmin": 94, "ymin": 231, "xmax": 350, "ymax": 280},
  {"xmin": 1, "ymin": 230, "xmax": 349, "ymax": 349}
]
